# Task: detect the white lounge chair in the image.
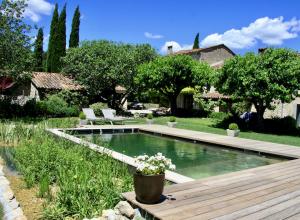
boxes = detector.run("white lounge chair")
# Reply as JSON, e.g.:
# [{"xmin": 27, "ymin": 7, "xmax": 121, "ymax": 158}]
[
  {"xmin": 82, "ymin": 108, "xmax": 102, "ymax": 125},
  {"xmin": 102, "ymin": 109, "xmax": 126, "ymax": 125}
]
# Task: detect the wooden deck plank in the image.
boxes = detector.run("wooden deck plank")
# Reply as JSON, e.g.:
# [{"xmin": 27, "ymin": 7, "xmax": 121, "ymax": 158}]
[
  {"xmin": 240, "ymin": 195, "xmax": 300, "ymax": 220},
  {"xmin": 285, "ymin": 212, "xmax": 300, "ymax": 220},
  {"xmin": 150, "ymin": 166, "xmax": 300, "ymax": 214},
  {"xmin": 214, "ymin": 190, "xmax": 300, "ymax": 220},
  {"xmin": 123, "ymin": 160, "xmax": 300, "ymax": 219},
  {"xmin": 160, "ymin": 178, "xmax": 300, "ymax": 219},
  {"xmin": 156, "ymin": 173, "xmax": 300, "ymax": 217},
  {"xmin": 69, "ymin": 125, "xmax": 300, "ymax": 220}
]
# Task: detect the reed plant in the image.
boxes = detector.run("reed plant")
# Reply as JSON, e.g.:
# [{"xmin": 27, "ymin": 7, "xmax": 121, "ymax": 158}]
[{"xmin": 0, "ymin": 118, "xmax": 133, "ymax": 219}]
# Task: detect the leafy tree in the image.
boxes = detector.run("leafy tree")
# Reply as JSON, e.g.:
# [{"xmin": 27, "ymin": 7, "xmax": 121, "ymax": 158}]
[
  {"xmin": 46, "ymin": 4, "xmax": 59, "ymax": 72},
  {"xmin": 34, "ymin": 28, "xmax": 44, "ymax": 71},
  {"xmin": 56, "ymin": 4, "xmax": 67, "ymax": 70},
  {"xmin": 216, "ymin": 48, "xmax": 300, "ymax": 129},
  {"xmin": 69, "ymin": 6, "xmax": 80, "ymax": 48},
  {"xmin": 135, "ymin": 55, "xmax": 214, "ymax": 115},
  {"xmin": 193, "ymin": 33, "xmax": 200, "ymax": 49},
  {"xmin": 0, "ymin": 0, "xmax": 33, "ymax": 82},
  {"xmin": 62, "ymin": 40, "xmax": 157, "ymax": 111}
]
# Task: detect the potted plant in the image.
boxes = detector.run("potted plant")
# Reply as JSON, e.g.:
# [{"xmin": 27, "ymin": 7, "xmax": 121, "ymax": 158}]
[
  {"xmin": 167, "ymin": 116, "xmax": 177, "ymax": 128},
  {"xmin": 146, "ymin": 113, "xmax": 154, "ymax": 125},
  {"xmin": 79, "ymin": 112, "xmax": 88, "ymax": 126},
  {"xmin": 227, "ymin": 123, "xmax": 240, "ymax": 137},
  {"xmin": 134, "ymin": 153, "xmax": 175, "ymax": 204}
]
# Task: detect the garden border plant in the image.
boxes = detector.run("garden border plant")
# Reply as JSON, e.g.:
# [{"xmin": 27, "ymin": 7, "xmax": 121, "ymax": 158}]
[{"xmin": 0, "ymin": 119, "xmax": 133, "ymax": 219}]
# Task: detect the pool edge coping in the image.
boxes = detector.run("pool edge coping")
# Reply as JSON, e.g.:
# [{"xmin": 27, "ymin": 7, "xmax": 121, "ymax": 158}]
[{"xmin": 47, "ymin": 128, "xmax": 194, "ymax": 184}]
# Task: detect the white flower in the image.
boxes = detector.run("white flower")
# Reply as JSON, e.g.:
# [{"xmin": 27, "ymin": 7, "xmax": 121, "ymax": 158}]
[{"xmin": 169, "ymin": 164, "xmax": 176, "ymax": 170}]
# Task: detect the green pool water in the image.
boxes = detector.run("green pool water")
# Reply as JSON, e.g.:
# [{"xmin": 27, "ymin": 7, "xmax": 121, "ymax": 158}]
[{"xmin": 81, "ymin": 132, "xmax": 286, "ymax": 179}]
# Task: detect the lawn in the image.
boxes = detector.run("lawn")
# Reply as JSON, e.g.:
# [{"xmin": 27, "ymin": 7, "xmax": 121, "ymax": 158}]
[{"xmin": 126, "ymin": 117, "xmax": 300, "ymax": 147}]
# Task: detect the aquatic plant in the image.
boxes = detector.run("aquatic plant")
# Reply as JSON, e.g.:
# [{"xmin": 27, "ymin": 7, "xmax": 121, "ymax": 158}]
[{"xmin": 0, "ymin": 119, "xmax": 133, "ymax": 219}]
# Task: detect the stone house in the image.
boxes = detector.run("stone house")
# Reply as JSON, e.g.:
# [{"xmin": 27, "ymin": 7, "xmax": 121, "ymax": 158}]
[
  {"xmin": 169, "ymin": 44, "xmax": 235, "ymax": 112},
  {"xmin": 1, "ymin": 72, "xmax": 84, "ymax": 105}
]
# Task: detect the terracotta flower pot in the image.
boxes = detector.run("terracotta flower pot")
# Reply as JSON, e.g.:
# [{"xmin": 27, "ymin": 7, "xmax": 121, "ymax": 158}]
[{"xmin": 134, "ymin": 173, "xmax": 165, "ymax": 204}]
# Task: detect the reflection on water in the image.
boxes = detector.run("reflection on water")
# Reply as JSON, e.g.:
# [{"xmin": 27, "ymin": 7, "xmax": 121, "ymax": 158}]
[
  {"xmin": 0, "ymin": 147, "xmax": 19, "ymax": 176},
  {"xmin": 79, "ymin": 132, "xmax": 286, "ymax": 179}
]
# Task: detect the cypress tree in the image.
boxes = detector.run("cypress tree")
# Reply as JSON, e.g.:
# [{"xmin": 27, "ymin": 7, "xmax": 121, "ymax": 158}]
[
  {"xmin": 34, "ymin": 28, "xmax": 44, "ymax": 71},
  {"xmin": 69, "ymin": 6, "xmax": 80, "ymax": 48},
  {"xmin": 56, "ymin": 4, "xmax": 67, "ymax": 71},
  {"xmin": 193, "ymin": 33, "xmax": 200, "ymax": 49},
  {"xmin": 46, "ymin": 4, "xmax": 59, "ymax": 72}
]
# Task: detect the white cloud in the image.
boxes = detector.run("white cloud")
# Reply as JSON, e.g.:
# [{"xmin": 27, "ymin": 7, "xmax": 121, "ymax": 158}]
[
  {"xmin": 201, "ymin": 16, "xmax": 300, "ymax": 49},
  {"xmin": 24, "ymin": 0, "xmax": 54, "ymax": 22},
  {"xmin": 144, "ymin": 32, "xmax": 164, "ymax": 39},
  {"xmin": 160, "ymin": 41, "xmax": 192, "ymax": 54}
]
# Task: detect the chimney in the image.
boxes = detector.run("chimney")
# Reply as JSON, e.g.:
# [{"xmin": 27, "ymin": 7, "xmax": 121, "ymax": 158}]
[
  {"xmin": 258, "ymin": 48, "xmax": 267, "ymax": 54},
  {"xmin": 167, "ymin": 45, "xmax": 173, "ymax": 55}
]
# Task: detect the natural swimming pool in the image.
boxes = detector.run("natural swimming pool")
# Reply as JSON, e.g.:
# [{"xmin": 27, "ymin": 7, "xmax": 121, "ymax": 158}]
[{"xmin": 77, "ymin": 131, "xmax": 286, "ymax": 179}]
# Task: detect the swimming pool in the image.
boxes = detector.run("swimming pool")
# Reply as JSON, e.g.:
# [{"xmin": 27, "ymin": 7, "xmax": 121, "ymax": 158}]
[{"xmin": 77, "ymin": 131, "xmax": 286, "ymax": 179}]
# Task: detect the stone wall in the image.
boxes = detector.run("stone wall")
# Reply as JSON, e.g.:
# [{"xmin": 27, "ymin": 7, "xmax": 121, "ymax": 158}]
[
  {"xmin": 0, "ymin": 159, "xmax": 26, "ymax": 220},
  {"xmin": 199, "ymin": 47, "xmax": 234, "ymax": 65},
  {"xmin": 250, "ymin": 97, "xmax": 300, "ymax": 126}
]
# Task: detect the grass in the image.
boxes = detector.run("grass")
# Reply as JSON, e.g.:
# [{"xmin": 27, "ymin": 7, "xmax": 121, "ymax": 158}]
[
  {"xmin": 126, "ymin": 117, "xmax": 300, "ymax": 147},
  {"xmin": 0, "ymin": 118, "xmax": 133, "ymax": 219}
]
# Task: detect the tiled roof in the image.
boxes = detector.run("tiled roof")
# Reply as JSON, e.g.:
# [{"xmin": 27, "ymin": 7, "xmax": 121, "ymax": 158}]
[
  {"xmin": 32, "ymin": 72, "xmax": 83, "ymax": 90},
  {"xmin": 173, "ymin": 44, "xmax": 235, "ymax": 56}
]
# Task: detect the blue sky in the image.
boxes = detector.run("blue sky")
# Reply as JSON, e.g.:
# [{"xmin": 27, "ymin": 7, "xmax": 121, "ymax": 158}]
[{"xmin": 23, "ymin": 0, "xmax": 300, "ymax": 54}]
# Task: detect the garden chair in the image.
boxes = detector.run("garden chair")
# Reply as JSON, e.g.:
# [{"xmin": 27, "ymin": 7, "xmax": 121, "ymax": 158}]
[
  {"xmin": 101, "ymin": 109, "xmax": 126, "ymax": 125},
  {"xmin": 82, "ymin": 108, "xmax": 103, "ymax": 125}
]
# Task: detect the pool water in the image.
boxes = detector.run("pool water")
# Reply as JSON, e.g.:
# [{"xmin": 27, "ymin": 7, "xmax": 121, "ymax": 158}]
[{"xmin": 81, "ymin": 132, "xmax": 286, "ymax": 179}]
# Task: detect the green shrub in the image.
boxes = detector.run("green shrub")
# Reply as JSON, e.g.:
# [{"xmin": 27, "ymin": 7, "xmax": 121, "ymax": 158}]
[
  {"xmin": 209, "ymin": 112, "xmax": 229, "ymax": 120},
  {"xmin": 89, "ymin": 102, "xmax": 108, "ymax": 116},
  {"xmin": 169, "ymin": 116, "xmax": 176, "ymax": 122},
  {"xmin": 147, "ymin": 113, "xmax": 153, "ymax": 120},
  {"xmin": 79, "ymin": 111, "xmax": 86, "ymax": 120},
  {"xmin": 39, "ymin": 95, "xmax": 79, "ymax": 117},
  {"xmin": 57, "ymin": 90, "xmax": 88, "ymax": 108},
  {"xmin": 229, "ymin": 123, "xmax": 239, "ymax": 130}
]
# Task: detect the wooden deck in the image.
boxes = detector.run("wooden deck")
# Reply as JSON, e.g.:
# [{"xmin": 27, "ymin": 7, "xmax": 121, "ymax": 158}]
[
  {"xmin": 123, "ymin": 159, "xmax": 300, "ymax": 220},
  {"xmin": 60, "ymin": 124, "xmax": 300, "ymax": 219}
]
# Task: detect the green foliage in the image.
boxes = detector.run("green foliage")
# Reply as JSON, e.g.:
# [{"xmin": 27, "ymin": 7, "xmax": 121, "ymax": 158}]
[
  {"xmin": 0, "ymin": 0, "xmax": 33, "ymax": 81},
  {"xmin": 209, "ymin": 112, "xmax": 229, "ymax": 120},
  {"xmin": 56, "ymin": 4, "xmax": 67, "ymax": 70},
  {"xmin": 39, "ymin": 94, "xmax": 79, "ymax": 117},
  {"xmin": 193, "ymin": 33, "xmax": 200, "ymax": 49},
  {"xmin": 147, "ymin": 113, "xmax": 153, "ymax": 120},
  {"xmin": 230, "ymin": 101, "xmax": 252, "ymax": 116},
  {"xmin": 180, "ymin": 87, "xmax": 195, "ymax": 95},
  {"xmin": 57, "ymin": 90, "xmax": 88, "ymax": 108},
  {"xmin": 38, "ymin": 175, "xmax": 50, "ymax": 198},
  {"xmin": 46, "ymin": 4, "xmax": 59, "ymax": 72},
  {"xmin": 169, "ymin": 116, "xmax": 176, "ymax": 122},
  {"xmin": 79, "ymin": 111, "xmax": 86, "ymax": 120},
  {"xmin": 34, "ymin": 28, "xmax": 44, "ymax": 71},
  {"xmin": 216, "ymin": 48, "xmax": 300, "ymax": 128},
  {"xmin": 89, "ymin": 102, "xmax": 108, "ymax": 116},
  {"xmin": 69, "ymin": 6, "xmax": 80, "ymax": 48},
  {"xmin": 62, "ymin": 40, "xmax": 157, "ymax": 110},
  {"xmin": 0, "ymin": 122, "xmax": 133, "ymax": 219},
  {"xmin": 228, "ymin": 123, "xmax": 239, "ymax": 130},
  {"xmin": 136, "ymin": 55, "xmax": 214, "ymax": 114}
]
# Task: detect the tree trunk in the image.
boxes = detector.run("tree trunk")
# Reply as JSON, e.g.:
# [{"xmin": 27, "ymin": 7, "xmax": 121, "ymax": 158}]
[
  {"xmin": 170, "ymin": 96, "xmax": 178, "ymax": 115},
  {"xmin": 254, "ymin": 102, "xmax": 266, "ymax": 131}
]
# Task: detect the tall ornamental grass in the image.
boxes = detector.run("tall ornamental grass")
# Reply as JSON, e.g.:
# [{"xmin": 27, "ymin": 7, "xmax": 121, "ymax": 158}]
[{"xmin": 0, "ymin": 118, "xmax": 133, "ymax": 219}]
